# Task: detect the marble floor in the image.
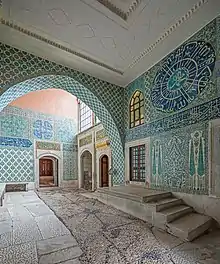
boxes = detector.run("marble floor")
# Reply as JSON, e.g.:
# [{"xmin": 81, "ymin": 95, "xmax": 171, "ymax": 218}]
[
  {"xmin": 0, "ymin": 191, "xmax": 82, "ymax": 264},
  {"xmin": 1, "ymin": 190, "xmax": 220, "ymax": 264}
]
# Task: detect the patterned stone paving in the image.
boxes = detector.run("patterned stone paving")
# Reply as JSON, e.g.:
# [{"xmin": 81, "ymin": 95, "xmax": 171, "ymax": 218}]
[
  {"xmin": 38, "ymin": 189, "xmax": 220, "ymax": 264},
  {"xmin": 1, "ymin": 190, "xmax": 220, "ymax": 263}
]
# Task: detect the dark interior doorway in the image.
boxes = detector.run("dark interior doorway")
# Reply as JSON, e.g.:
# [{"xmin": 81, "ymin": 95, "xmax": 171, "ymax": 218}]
[
  {"xmin": 100, "ymin": 155, "xmax": 109, "ymax": 187},
  {"xmin": 39, "ymin": 156, "xmax": 58, "ymax": 187}
]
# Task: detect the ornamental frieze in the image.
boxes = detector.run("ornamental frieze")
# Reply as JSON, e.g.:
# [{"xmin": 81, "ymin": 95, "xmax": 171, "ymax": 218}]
[
  {"xmin": 36, "ymin": 141, "xmax": 60, "ymax": 151},
  {"xmin": 79, "ymin": 135, "xmax": 92, "ymax": 147}
]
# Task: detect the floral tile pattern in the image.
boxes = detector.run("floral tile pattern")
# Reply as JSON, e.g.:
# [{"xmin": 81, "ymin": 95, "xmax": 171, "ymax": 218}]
[{"xmin": 125, "ymin": 17, "xmax": 220, "ymax": 194}]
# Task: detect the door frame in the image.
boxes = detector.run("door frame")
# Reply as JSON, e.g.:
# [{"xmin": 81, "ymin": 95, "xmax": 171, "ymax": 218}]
[
  {"xmin": 39, "ymin": 157, "xmax": 58, "ymax": 187},
  {"xmin": 99, "ymin": 154, "xmax": 109, "ymax": 187},
  {"xmin": 125, "ymin": 138, "xmax": 151, "ymax": 187},
  {"xmin": 80, "ymin": 150, "xmax": 93, "ymax": 190},
  {"xmin": 35, "ymin": 152, "xmax": 61, "ymax": 189}
]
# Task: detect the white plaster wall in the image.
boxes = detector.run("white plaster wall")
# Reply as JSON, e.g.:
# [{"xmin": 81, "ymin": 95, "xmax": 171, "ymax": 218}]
[
  {"xmin": 173, "ymin": 192, "xmax": 220, "ymax": 226},
  {"xmin": 125, "ymin": 138, "xmax": 151, "ymax": 187},
  {"xmin": 209, "ymin": 119, "xmax": 220, "ymax": 197}
]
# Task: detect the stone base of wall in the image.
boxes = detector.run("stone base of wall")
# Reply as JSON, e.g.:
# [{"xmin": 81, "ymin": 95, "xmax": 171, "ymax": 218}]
[
  {"xmin": 173, "ymin": 192, "xmax": 220, "ymax": 226},
  {"xmin": 27, "ymin": 182, "xmax": 35, "ymax": 190},
  {"xmin": 60, "ymin": 180, "xmax": 78, "ymax": 189},
  {"xmin": 26, "ymin": 181, "xmax": 79, "ymax": 190},
  {"xmin": 4, "ymin": 182, "xmax": 35, "ymax": 191}
]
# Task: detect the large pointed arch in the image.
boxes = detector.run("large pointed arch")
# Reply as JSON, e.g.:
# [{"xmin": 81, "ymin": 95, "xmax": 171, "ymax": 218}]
[{"xmin": 0, "ymin": 75, "xmax": 124, "ymax": 184}]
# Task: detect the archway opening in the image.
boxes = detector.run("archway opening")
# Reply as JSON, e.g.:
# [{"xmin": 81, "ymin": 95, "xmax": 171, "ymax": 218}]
[
  {"xmin": 81, "ymin": 151, "xmax": 92, "ymax": 190},
  {"xmin": 100, "ymin": 155, "xmax": 109, "ymax": 187},
  {"xmin": 39, "ymin": 156, "xmax": 58, "ymax": 187},
  {"xmin": 0, "ymin": 74, "xmax": 124, "ymax": 185}
]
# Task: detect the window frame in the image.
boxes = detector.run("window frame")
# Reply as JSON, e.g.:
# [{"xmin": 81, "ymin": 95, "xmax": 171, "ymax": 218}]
[
  {"xmin": 129, "ymin": 90, "xmax": 144, "ymax": 128},
  {"xmin": 79, "ymin": 102, "xmax": 93, "ymax": 132},
  {"xmin": 129, "ymin": 144, "xmax": 146, "ymax": 182}
]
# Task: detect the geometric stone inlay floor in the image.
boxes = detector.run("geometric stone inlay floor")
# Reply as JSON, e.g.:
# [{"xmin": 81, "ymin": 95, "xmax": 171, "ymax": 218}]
[
  {"xmin": 1, "ymin": 189, "xmax": 220, "ymax": 263},
  {"xmin": 38, "ymin": 189, "xmax": 220, "ymax": 264}
]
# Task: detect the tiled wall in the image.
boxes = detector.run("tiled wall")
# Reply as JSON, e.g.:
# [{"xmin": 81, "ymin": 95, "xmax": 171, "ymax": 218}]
[
  {"xmin": 0, "ymin": 106, "xmax": 77, "ymax": 183},
  {"xmin": 0, "ymin": 43, "xmax": 124, "ymax": 184},
  {"xmin": 125, "ymin": 16, "xmax": 220, "ymax": 195}
]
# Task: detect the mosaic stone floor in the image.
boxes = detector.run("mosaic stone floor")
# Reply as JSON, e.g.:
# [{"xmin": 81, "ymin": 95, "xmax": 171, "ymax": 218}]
[
  {"xmin": 1, "ymin": 190, "xmax": 220, "ymax": 263},
  {"xmin": 38, "ymin": 189, "xmax": 220, "ymax": 264}
]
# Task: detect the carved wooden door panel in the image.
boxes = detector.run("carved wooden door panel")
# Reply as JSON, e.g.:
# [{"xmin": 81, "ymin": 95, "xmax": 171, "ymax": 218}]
[
  {"xmin": 39, "ymin": 159, "xmax": 53, "ymax": 176},
  {"xmin": 101, "ymin": 155, "xmax": 109, "ymax": 187}
]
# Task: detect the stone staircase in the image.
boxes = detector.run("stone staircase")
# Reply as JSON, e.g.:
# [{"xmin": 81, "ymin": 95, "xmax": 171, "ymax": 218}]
[
  {"xmin": 148, "ymin": 196, "xmax": 212, "ymax": 241},
  {"xmin": 84, "ymin": 186, "xmax": 213, "ymax": 241}
]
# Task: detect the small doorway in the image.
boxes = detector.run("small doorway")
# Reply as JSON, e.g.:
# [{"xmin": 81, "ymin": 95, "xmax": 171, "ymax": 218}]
[
  {"xmin": 39, "ymin": 156, "xmax": 58, "ymax": 187},
  {"xmin": 100, "ymin": 155, "xmax": 109, "ymax": 187},
  {"xmin": 81, "ymin": 151, "xmax": 92, "ymax": 190}
]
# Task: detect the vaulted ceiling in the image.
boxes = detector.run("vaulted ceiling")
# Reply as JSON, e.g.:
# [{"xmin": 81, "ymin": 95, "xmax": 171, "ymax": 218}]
[{"xmin": 0, "ymin": 0, "xmax": 219, "ymax": 86}]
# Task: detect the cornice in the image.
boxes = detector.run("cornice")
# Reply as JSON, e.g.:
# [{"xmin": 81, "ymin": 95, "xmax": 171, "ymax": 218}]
[
  {"xmin": 127, "ymin": 0, "xmax": 208, "ymax": 70},
  {"xmin": 96, "ymin": 0, "xmax": 142, "ymax": 21},
  {"xmin": 0, "ymin": 17, "xmax": 123, "ymax": 75},
  {"xmin": 0, "ymin": 0, "xmax": 210, "ymax": 83}
]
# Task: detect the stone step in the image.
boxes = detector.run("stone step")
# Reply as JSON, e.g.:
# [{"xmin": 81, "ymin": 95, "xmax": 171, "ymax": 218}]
[
  {"xmin": 97, "ymin": 187, "xmax": 172, "ymax": 203},
  {"xmin": 167, "ymin": 213, "xmax": 213, "ymax": 241},
  {"xmin": 97, "ymin": 188, "xmax": 143, "ymax": 202},
  {"xmin": 143, "ymin": 191, "xmax": 172, "ymax": 203},
  {"xmin": 152, "ymin": 205, "xmax": 193, "ymax": 230},
  {"xmin": 159, "ymin": 205, "xmax": 193, "ymax": 222},
  {"xmin": 148, "ymin": 197, "xmax": 183, "ymax": 212}
]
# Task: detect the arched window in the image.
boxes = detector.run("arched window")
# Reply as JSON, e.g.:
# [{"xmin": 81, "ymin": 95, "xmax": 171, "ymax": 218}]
[{"xmin": 130, "ymin": 90, "xmax": 144, "ymax": 128}]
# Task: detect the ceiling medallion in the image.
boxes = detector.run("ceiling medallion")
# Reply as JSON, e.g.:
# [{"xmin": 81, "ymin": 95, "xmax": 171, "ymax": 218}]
[{"xmin": 151, "ymin": 41, "xmax": 215, "ymax": 113}]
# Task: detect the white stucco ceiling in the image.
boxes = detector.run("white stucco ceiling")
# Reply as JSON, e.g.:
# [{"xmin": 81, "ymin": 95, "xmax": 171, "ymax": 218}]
[{"xmin": 0, "ymin": 0, "xmax": 219, "ymax": 87}]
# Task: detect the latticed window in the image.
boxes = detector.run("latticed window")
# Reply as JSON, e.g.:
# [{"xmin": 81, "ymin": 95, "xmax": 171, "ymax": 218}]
[
  {"xmin": 129, "ymin": 145, "xmax": 145, "ymax": 182},
  {"xmin": 79, "ymin": 101, "xmax": 93, "ymax": 132},
  {"xmin": 78, "ymin": 100, "xmax": 100, "ymax": 132},
  {"xmin": 130, "ymin": 90, "xmax": 144, "ymax": 128}
]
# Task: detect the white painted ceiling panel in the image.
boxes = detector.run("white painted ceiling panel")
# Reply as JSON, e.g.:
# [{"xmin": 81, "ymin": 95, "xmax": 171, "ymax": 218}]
[{"xmin": 1, "ymin": 0, "xmax": 219, "ymax": 86}]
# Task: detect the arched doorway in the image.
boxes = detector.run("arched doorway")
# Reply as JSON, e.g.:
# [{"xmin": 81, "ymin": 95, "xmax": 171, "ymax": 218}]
[
  {"xmin": 39, "ymin": 156, "xmax": 58, "ymax": 187},
  {"xmin": 81, "ymin": 151, "xmax": 92, "ymax": 190},
  {"xmin": 100, "ymin": 155, "xmax": 109, "ymax": 187}
]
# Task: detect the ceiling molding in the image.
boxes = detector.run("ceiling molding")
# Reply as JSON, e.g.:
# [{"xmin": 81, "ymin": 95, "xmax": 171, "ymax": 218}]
[
  {"xmin": 0, "ymin": 0, "xmax": 215, "ymax": 87},
  {"xmin": 96, "ymin": 0, "xmax": 142, "ymax": 21},
  {"xmin": 127, "ymin": 0, "xmax": 208, "ymax": 70},
  {"xmin": 0, "ymin": 17, "xmax": 123, "ymax": 75}
]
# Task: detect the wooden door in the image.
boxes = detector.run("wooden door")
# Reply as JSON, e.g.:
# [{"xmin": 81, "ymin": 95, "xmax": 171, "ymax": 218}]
[
  {"xmin": 39, "ymin": 159, "xmax": 53, "ymax": 176},
  {"xmin": 101, "ymin": 155, "xmax": 109, "ymax": 187}
]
